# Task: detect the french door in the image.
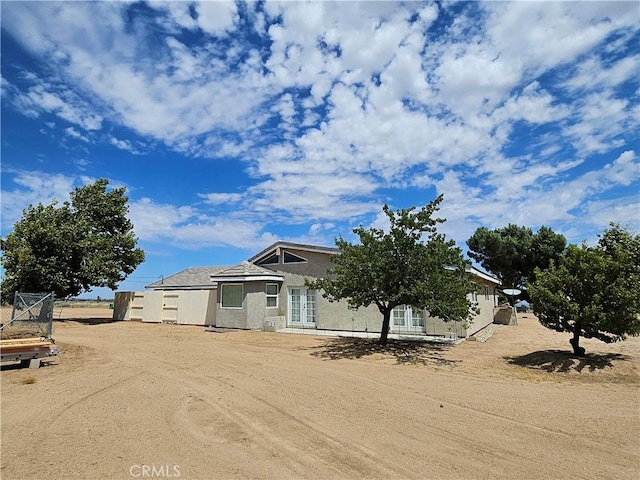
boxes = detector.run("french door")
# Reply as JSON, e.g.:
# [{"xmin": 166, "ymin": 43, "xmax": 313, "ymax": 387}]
[
  {"xmin": 288, "ymin": 287, "xmax": 316, "ymax": 326},
  {"xmin": 392, "ymin": 305, "xmax": 425, "ymax": 331}
]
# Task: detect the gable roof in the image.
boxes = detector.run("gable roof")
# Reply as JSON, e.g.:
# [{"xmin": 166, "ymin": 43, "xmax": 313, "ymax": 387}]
[
  {"xmin": 209, "ymin": 261, "xmax": 285, "ymax": 282},
  {"xmin": 248, "ymin": 241, "xmax": 339, "ymax": 264},
  {"xmin": 145, "ymin": 266, "xmax": 231, "ymax": 290}
]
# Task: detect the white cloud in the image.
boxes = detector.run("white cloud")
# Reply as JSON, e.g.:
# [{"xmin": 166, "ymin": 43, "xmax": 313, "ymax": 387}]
[
  {"xmin": 584, "ymin": 196, "xmax": 640, "ymax": 231},
  {"xmin": 109, "ymin": 135, "xmax": 142, "ymax": 155},
  {"xmin": 148, "ymin": 1, "xmax": 197, "ymax": 31},
  {"xmin": 128, "ymin": 197, "xmax": 276, "ymax": 250},
  {"xmin": 198, "ymin": 193, "xmax": 244, "ymax": 205},
  {"xmin": 0, "ymin": 171, "xmax": 81, "ymax": 230},
  {"xmin": 65, "ymin": 126, "xmax": 90, "ymax": 143},
  {"xmin": 601, "ymin": 150, "xmax": 638, "ymax": 187},
  {"xmin": 562, "ymin": 55, "xmax": 640, "ymax": 91},
  {"xmin": 248, "ymin": 171, "xmax": 379, "ymax": 223},
  {"xmin": 435, "ymin": 44, "xmax": 522, "ymax": 118},
  {"xmin": 565, "ymin": 90, "xmax": 634, "ymax": 154},
  {"xmin": 491, "ymin": 82, "xmax": 571, "ymax": 125},
  {"xmin": 1, "ymin": 1, "xmax": 637, "ymax": 249},
  {"xmin": 7, "ymin": 80, "xmax": 103, "ymax": 131},
  {"xmin": 432, "ymin": 148, "xmax": 639, "ymax": 245},
  {"xmin": 195, "ymin": 1, "xmax": 238, "ymax": 36},
  {"xmin": 485, "ymin": 2, "xmax": 635, "ymax": 74}
]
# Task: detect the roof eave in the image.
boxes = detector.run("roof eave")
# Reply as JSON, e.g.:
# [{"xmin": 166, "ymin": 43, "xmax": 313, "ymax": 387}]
[
  {"xmin": 146, "ymin": 285, "xmax": 219, "ymax": 291},
  {"xmin": 467, "ymin": 267, "xmax": 501, "ymax": 285},
  {"xmin": 209, "ymin": 275, "xmax": 285, "ymax": 283}
]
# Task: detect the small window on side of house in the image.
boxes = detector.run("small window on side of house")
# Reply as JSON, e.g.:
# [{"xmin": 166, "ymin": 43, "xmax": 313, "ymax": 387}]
[
  {"xmin": 472, "ymin": 291, "xmax": 478, "ymax": 303},
  {"xmin": 266, "ymin": 283, "xmax": 278, "ymax": 308},
  {"xmin": 221, "ymin": 284, "xmax": 243, "ymax": 308},
  {"xmin": 484, "ymin": 285, "xmax": 490, "ymax": 300}
]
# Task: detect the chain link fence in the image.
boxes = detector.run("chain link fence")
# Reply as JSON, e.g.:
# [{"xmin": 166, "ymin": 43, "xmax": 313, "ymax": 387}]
[{"xmin": 0, "ymin": 292, "xmax": 55, "ymax": 340}]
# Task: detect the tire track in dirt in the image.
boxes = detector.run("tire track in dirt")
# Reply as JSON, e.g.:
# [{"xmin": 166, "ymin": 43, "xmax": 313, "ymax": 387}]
[
  {"xmin": 46, "ymin": 371, "xmax": 146, "ymax": 424},
  {"xmin": 205, "ymin": 363, "xmax": 571, "ymax": 480},
  {"xmin": 34, "ymin": 324, "xmax": 636, "ymax": 480},
  {"xmin": 145, "ymin": 356, "xmax": 416, "ymax": 479},
  {"xmin": 154, "ymin": 343, "xmax": 627, "ymax": 480},
  {"xmin": 314, "ymin": 365, "xmax": 637, "ymax": 458}
]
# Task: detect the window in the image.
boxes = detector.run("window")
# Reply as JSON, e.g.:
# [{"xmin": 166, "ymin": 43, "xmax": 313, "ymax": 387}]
[
  {"xmin": 258, "ymin": 254, "xmax": 279, "ymax": 266},
  {"xmin": 393, "ymin": 305, "xmax": 406, "ymax": 327},
  {"xmin": 221, "ymin": 284, "xmax": 243, "ymax": 308},
  {"xmin": 266, "ymin": 283, "xmax": 278, "ymax": 308},
  {"xmin": 411, "ymin": 309, "xmax": 425, "ymax": 327},
  {"xmin": 484, "ymin": 285, "xmax": 490, "ymax": 300},
  {"xmin": 472, "ymin": 291, "xmax": 478, "ymax": 303},
  {"xmin": 283, "ymin": 251, "xmax": 307, "ymax": 263}
]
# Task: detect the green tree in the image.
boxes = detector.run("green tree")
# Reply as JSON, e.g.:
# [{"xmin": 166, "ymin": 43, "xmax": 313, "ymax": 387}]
[
  {"xmin": 528, "ymin": 224, "xmax": 640, "ymax": 355},
  {"xmin": 306, "ymin": 195, "xmax": 476, "ymax": 345},
  {"xmin": 467, "ymin": 224, "xmax": 566, "ymax": 303},
  {"xmin": 1, "ymin": 179, "xmax": 145, "ymax": 302}
]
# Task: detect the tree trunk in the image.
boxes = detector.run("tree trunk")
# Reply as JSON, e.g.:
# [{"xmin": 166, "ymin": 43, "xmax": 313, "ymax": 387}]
[
  {"xmin": 379, "ymin": 309, "xmax": 391, "ymax": 346},
  {"xmin": 569, "ymin": 326, "xmax": 586, "ymax": 356}
]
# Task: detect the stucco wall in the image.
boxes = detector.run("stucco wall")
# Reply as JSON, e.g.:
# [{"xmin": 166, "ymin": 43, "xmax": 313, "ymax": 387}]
[
  {"xmin": 419, "ymin": 280, "xmax": 499, "ymax": 338},
  {"xmin": 316, "ymin": 296, "xmax": 383, "ymax": 333},
  {"xmin": 261, "ymin": 251, "xmax": 500, "ymax": 336},
  {"xmin": 423, "ymin": 315, "xmax": 467, "ymax": 338},
  {"xmin": 465, "ymin": 280, "xmax": 499, "ymax": 336},
  {"xmin": 215, "ymin": 283, "xmax": 248, "ymax": 329},
  {"xmin": 245, "ymin": 282, "xmax": 268, "ymax": 330},
  {"xmin": 215, "ymin": 282, "xmax": 277, "ymax": 330},
  {"xmin": 277, "ymin": 271, "xmax": 383, "ymax": 331}
]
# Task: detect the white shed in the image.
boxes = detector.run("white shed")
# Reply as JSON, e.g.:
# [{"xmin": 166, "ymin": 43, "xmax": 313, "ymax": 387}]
[{"xmin": 113, "ymin": 266, "xmax": 229, "ymax": 326}]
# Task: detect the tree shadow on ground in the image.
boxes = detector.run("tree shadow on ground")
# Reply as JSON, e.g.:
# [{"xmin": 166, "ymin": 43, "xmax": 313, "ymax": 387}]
[
  {"xmin": 504, "ymin": 350, "xmax": 630, "ymax": 373},
  {"xmin": 305, "ymin": 337, "xmax": 460, "ymax": 366},
  {"xmin": 56, "ymin": 317, "xmax": 120, "ymax": 325}
]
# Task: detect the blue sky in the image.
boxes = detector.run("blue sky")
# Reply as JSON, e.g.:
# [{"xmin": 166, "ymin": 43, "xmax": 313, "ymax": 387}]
[{"xmin": 1, "ymin": 1, "xmax": 639, "ymax": 299}]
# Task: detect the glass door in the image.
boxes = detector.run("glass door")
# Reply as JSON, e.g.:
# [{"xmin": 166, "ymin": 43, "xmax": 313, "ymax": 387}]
[
  {"xmin": 289, "ymin": 287, "xmax": 316, "ymax": 326},
  {"xmin": 392, "ymin": 305, "xmax": 425, "ymax": 332}
]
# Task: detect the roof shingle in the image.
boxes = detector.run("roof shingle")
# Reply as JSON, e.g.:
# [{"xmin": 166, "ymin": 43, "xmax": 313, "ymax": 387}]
[{"xmin": 145, "ymin": 266, "xmax": 231, "ymax": 290}]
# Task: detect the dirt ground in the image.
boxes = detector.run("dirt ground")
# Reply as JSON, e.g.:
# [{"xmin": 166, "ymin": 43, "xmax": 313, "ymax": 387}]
[{"xmin": 1, "ymin": 309, "xmax": 639, "ymax": 480}]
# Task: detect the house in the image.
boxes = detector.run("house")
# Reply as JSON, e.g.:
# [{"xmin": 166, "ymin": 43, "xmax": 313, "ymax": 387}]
[{"xmin": 114, "ymin": 241, "xmax": 502, "ymax": 339}]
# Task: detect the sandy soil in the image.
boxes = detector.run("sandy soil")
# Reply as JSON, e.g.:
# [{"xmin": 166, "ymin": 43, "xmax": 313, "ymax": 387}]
[{"xmin": 1, "ymin": 309, "xmax": 639, "ymax": 480}]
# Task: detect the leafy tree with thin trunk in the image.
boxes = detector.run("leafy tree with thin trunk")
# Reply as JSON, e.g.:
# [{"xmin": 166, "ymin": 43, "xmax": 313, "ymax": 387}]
[
  {"xmin": 467, "ymin": 224, "xmax": 566, "ymax": 303},
  {"xmin": 306, "ymin": 195, "xmax": 476, "ymax": 345},
  {"xmin": 528, "ymin": 224, "xmax": 640, "ymax": 355},
  {"xmin": 1, "ymin": 179, "xmax": 145, "ymax": 302}
]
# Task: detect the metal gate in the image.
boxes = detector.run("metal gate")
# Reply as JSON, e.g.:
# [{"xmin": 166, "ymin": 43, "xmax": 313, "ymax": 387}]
[{"xmin": 0, "ymin": 292, "xmax": 55, "ymax": 340}]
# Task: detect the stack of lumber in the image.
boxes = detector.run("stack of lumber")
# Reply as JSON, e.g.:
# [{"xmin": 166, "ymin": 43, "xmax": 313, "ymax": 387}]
[{"xmin": 0, "ymin": 337, "xmax": 60, "ymax": 363}]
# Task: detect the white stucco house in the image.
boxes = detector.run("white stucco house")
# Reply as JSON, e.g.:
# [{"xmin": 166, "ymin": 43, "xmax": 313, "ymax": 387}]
[{"xmin": 114, "ymin": 241, "xmax": 503, "ymax": 339}]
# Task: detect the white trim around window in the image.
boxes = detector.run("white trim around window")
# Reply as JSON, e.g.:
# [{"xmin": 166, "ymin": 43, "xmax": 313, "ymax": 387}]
[
  {"xmin": 220, "ymin": 283, "xmax": 243, "ymax": 308},
  {"xmin": 266, "ymin": 283, "xmax": 279, "ymax": 308}
]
